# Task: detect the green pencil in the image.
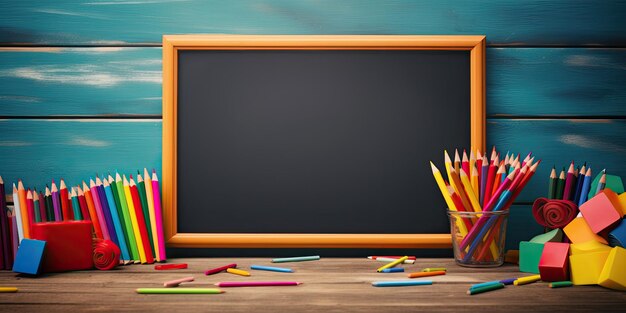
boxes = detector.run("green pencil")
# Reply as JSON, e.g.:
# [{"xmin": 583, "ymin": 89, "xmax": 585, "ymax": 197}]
[
  {"xmin": 109, "ymin": 174, "xmax": 132, "ymax": 261},
  {"xmin": 555, "ymin": 169, "xmax": 566, "ymax": 200},
  {"xmin": 116, "ymin": 172, "xmax": 140, "ymax": 262},
  {"xmin": 45, "ymin": 187, "xmax": 54, "ymax": 221},
  {"xmin": 136, "ymin": 288, "xmax": 224, "ymax": 294},
  {"xmin": 136, "ymin": 172, "xmax": 156, "ymax": 257},
  {"xmin": 548, "ymin": 167, "xmax": 557, "ymax": 199}
]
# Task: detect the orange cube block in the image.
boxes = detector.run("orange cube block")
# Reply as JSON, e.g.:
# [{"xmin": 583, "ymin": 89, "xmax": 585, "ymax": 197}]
[
  {"xmin": 564, "ymin": 217, "xmax": 608, "ymax": 244},
  {"xmin": 579, "ymin": 190, "xmax": 622, "ymax": 233}
]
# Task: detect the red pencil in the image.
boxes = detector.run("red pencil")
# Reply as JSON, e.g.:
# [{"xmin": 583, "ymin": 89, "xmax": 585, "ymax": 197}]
[
  {"xmin": 461, "ymin": 149, "xmax": 469, "ymax": 176},
  {"xmin": 483, "ymin": 155, "xmax": 499, "ymax": 207},
  {"xmin": 476, "ymin": 150, "xmax": 483, "ymax": 188},
  {"xmin": 76, "ymin": 186, "xmax": 91, "ymax": 223},
  {"xmin": 130, "ymin": 176, "xmax": 154, "ymax": 264},
  {"xmin": 36, "ymin": 191, "xmax": 46, "ymax": 222},
  {"xmin": 26, "ymin": 189, "xmax": 35, "ymax": 226},
  {"xmin": 205, "ymin": 263, "xmax": 237, "ymax": 275},
  {"xmin": 59, "ymin": 179, "xmax": 73, "ymax": 221},
  {"xmin": 562, "ymin": 162, "xmax": 575, "ymax": 200},
  {"xmin": 504, "ymin": 160, "xmax": 541, "ymax": 209},
  {"xmin": 447, "ymin": 185, "xmax": 474, "ymax": 231}
]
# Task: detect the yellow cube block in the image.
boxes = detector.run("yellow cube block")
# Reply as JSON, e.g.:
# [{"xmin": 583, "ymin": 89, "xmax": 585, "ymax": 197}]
[
  {"xmin": 598, "ymin": 247, "xmax": 626, "ymax": 291},
  {"xmin": 569, "ymin": 251, "xmax": 610, "ymax": 285},
  {"xmin": 570, "ymin": 241, "xmax": 612, "ymax": 255},
  {"xmin": 563, "ymin": 217, "xmax": 608, "ymax": 244}
]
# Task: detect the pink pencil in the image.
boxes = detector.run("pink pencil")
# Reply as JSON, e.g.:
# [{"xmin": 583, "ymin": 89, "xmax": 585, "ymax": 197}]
[
  {"xmin": 152, "ymin": 170, "xmax": 167, "ymax": 261},
  {"xmin": 215, "ymin": 281, "xmax": 302, "ymax": 287}
]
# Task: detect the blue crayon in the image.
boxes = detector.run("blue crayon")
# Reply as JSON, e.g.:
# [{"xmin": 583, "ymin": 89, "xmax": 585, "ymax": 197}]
[
  {"xmin": 470, "ymin": 281, "xmax": 501, "ymax": 290},
  {"xmin": 381, "ymin": 268, "xmax": 405, "ymax": 273},
  {"xmin": 372, "ymin": 280, "xmax": 433, "ymax": 287},
  {"xmin": 271, "ymin": 255, "xmax": 320, "ymax": 263},
  {"xmin": 250, "ymin": 265, "xmax": 294, "ymax": 273},
  {"xmin": 499, "ymin": 278, "xmax": 517, "ymax": 285}
]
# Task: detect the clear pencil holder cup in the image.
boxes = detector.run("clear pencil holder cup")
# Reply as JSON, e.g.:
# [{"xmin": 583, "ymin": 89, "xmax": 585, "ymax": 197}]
[{"xmin": 447, "ymin": 209, "xmax": 509, "ymax": 267}]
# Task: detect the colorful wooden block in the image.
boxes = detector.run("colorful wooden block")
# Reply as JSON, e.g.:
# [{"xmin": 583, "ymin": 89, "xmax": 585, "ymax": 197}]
[
  {"xmin": 538, "ymin": 242, "xmax": 570, "ymax": 282},
  {"xmin": 30, "ymin": 221, "xmax": 93, "ymax": 273},
  {"xmin": 580, "ymin": 189, "xmax": 623, "ymax": 234},
  {"xmin": 519, "ymin": 241, "xmax": 544, "ymax": 274},
  {"xmin": 530, "ymin": 228, "xmax": 563, "ymax": 244},
  {"xmin": 563, "ymin": 217, "xmax": 608, "ymax": 244},
  {"xmin": 617, "ymin": 193, "xmax": 626, "ymax": 216},
  {"xmin": 570, "ymin": 240, "xmax": 612, "ymax": 255},
  {"xmin": 569, "ymin": 250, "xmax": 610, "ymax": 285},
  {"xmin": 598, "ymin": 247, "xmax": 626, "ymax": 291},
  {"xmin": 608, "ymin": 218, "xmax": 626, "ymax": 248},
  {"xmin": 12, "ymin": 239, "xmax": 46, "ymax": 275}
]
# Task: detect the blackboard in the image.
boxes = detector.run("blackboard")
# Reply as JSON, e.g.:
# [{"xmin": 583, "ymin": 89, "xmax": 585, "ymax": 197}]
[{"xmin": 162, "ymin": 35, "xmax": 485, "ymax": 248}]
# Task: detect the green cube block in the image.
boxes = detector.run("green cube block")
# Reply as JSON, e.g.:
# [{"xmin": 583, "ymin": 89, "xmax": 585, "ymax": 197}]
[{"xmin": 519, "ymin": 241, "xmax": 544, "ymax": 274}]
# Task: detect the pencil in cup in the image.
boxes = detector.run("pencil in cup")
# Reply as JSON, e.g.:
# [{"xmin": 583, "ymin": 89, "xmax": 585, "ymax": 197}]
[{"xmin": 448, "ymin": 209, "xmax": 509, "ymax": 266}]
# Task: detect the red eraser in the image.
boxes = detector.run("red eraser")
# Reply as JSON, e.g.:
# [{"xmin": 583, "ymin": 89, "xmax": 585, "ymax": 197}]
[
  {"xmin": 538, "ymin": 242, "xmax": 570, "ymax": 282},
  {"xmin": 579, "ymin": 190, "xmax": 622, "ymax": 234},
  {"xmin": 30, "ymin": 221, "xmax": 94, "ymax": 273}
]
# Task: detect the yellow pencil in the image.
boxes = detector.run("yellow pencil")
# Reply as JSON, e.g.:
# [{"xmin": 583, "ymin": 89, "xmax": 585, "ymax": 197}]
[
  {"xmin": 459, "ymin": 169, "xmax": 481, "ymax": 212},
  {"xmin": 430, "ymin": 162, "xmax": 468, "ymax": 235},
  {"xmin": 143, "ymin": 168, "xmax": 160, "ymax": 262},
  {"xmin": 377, "ymin": 256, "xmax": 408, "ymax": 272},
  {"xmin": 0, "ymin": 287, "xmax": 18, "ymax": 293},
  {"xmin": 226, "ymin": 268, "xmax": 251, "ymax": 276},
  {"xmin": 513, "ymin": 275, "xmax": 541, "ymax": 286},
  {"xmin": 471, "ymin": 164, "xmax": 480, "ymax": 197},
  {"xmin": 124, "ymin": 175, "xmax": 147, "ymax": 264},
  {"xmin": 444, "ymin": 150, "xmax": 454, "ymax": 183},
  {"xmin": 469, "ymin": 149, "xmax": 476, "ymax": 176}
]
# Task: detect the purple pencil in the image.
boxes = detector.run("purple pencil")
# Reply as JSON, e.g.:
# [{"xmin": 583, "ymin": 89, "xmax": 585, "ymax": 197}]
[
  {"xmin": 51, "ymin": 180, "xmax": 62, "ymax": 221},
  {"xmin": 562, "ymin": 162, "xmax": 575, "ymax": 200},
  {"xmin": 479, "ymin": 155, "xmax": 489, "ymax": 205}
]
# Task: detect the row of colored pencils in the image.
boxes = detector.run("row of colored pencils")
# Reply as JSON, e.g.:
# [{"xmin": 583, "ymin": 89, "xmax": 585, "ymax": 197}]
[
  {"xmin": 548, "ymin": 161, "xmax": 605, "ymax": 207},
  {"xmin": 0, "ymin": 169, "xmax": 167, "ymax": 268},
  {"xmin": 430, "ymin": 147, "xmax": 540, "ymax": 262}
]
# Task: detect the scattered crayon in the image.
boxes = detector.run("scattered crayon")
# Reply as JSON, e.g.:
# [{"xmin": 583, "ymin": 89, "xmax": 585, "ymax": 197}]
[
  {"xmin": 136, "ymin": 288, "xmax": 223, "ymax": 294},
  {"xmin": 514, "ymin": 275, "xmax": 541, "ymax": 286},
  {"xmin": 499, "ymin": 278, "xmax": 517, "ymax": 285},
  {"xmin": 164, "ymin": 277, "xmax": 195, "ymax": 288},
  {"xmin": 0, "ymin": 287, "xmax": 17, "ymax": 293},
  {"xmin": 205, "ymin": 263, "xmax": 237, "ymax": 275},
  {"xmin": 372, "ymin": 280, "xmax": 433, "ymax": 287},
  {"xmin": 155, "ymin": 263, "xmax": 188, "ymax": 270},
  {"xmin": 226, "ymin": 268, "xmax": 250, "ymax": 276},
  {"xmin": 422, "ymin": 268, "xmax": 446, "ymax": 272},
  {"xmin": 470, "ymin": 281, "xmax": 501, "ymax": 290},
  {"xmin": 408, "ymin": 271, "xmax": 446, "ymax": 278},
  {"xmin": 371, "ymin": 257, "xmax": 415, "ymax": 264},
  {"xmin": 215, "ymin": 281, "xmax": 301, "ymax": 287},
  {"xmin": 381, "ymin": 268, "xmax": 404, "ymax": 273},
  {"xmin": 250, "ymin": 265, "xmax": 294, "ymax": 273},
  {"xmin": 272, "ymin": 255, "xmax": 320, "ymax": 263},
  {"xmin": 467, "ymin": 283, "xmax": 504, "ymax": 295},
  {"xmin": 376, "ymin": 256, "xmax": 409, "ymax": 272},
  {"xmin": 549, "ymin": 281, "xmax": 573, "ymax": 288}
]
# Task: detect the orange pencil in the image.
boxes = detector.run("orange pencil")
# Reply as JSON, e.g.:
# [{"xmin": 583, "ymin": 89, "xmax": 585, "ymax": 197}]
[
  {"xmin": 491, "ymin": 164, "xmax": 505, "ymax": 196},
  {"xmin": 129, "ymin": 176, "xmax": 154, "ymax": 264},
  {"xmin": 59, "ymin": 179, "xmax": 72, "ymax": 221},
  {"xmin": 17, "ymin": 180, "xmax": 30, "ymax": 239},
  {"xmin": 454, "ymin": 149, "xmax": 461, "ymax": 173},
  {"xmin": 408, "ymin": 271, "xmax": 446, "ymax": 278},
  {"xmin": 447, "ymin": 185, "xmax": 473, "ymax": 231},
  {"xmin": 82, "ymin": 181, "xmax": 103, "ymax": 239},
  {"xmin": 448, "ymin": 168, "xmax": 473, "ymax": 216}
]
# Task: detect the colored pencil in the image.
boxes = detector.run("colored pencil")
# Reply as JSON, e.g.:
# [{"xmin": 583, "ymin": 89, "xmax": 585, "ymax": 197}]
[
  {"xmin": 381, "ymin": 268, "xmax": 404, "ymax": 273},
  {"xmin": 503, "ymin": 160, "xmax": 541, "ymax": 209},
  {"xmin": 103, "ymin": 179, "xmax": 131, "ymax": 262},
  {"xmin": 471, "ymin": 163, "xmax": 479, "ymax": 196},
  {"xmin": 205, "ymin": 263, "xmax": 237, "ymax": 275},
  {"xmin": 555, "ymin": 169, "xmax": 566, "ymax": 200},
  {"xmin": 483, "ymin": 155, "xmax": 498, "ymax": 207},
  {"xmin": 124, "ymin": 175, "xmax": 147, "ymax": 263},
  {"xmin": 51, "ymin": 180, "xmax": 62, "ymax": 221},
  {"xmin": 108, "ymin": 175, "xmax": 130, "ymax": 258},
  {"xmin": 136, "ymin": 173, "xmax": 155, "ymax": 257},
  {"xmin": 491, "ymin": 163, "xmax": 504, "ymax": 196},
  {"xmin": 32, "ymin": 190, "xmax": 41, "ymax": 223},
  {"xmin": 443, "ymin": 151, "xmax": 454, "ymax": 187},
  {"xmin": 17, "ymin": 181, "xmax": 30, "ymax": 239},
  {"xmin": 44, "ymin": 187, "xmax": 54, "ymax": 222},
  {"xmin": 59, "ymin": 179, "xmax": 72, "ymax": 221},
  {"xmin": 37, "ymin": 191, "xmax": 47, "ymax": 222},
  {"xmin": 143, "ymin": 169, "xmax": 160, "ymax": 262},
  {"xmin": 596, "ymin": 170, "xmax": 606, "ymax": 196},
  {"xmin": 12, "ymin": 184, "xmax": 24, "ymax": 242},
  {"xmin": 0, "ymin": 176, "xmax": 11, "ymax": 269},
  {"xmin": 76, "ymin": 187, "xmax": 90, "ymax": 222},
  {"xmin": 70, "ymin": 188, "xmax": 82, "ymax": 220},
  {"xmin": 376, "ymin": 256, "xmax": 408, "ymax": 272},
  {"xmin": 372, "ymin": 280, "xmax": 432, "ymax": 287},
  {"xmin": 422, "ymin": 268, "xmax": 446, "ymax": 272},
  {"xmin": 9, "ymin": 210, "xmax": 18, "ymax": 258},
  {"xmin": 430, "ymin": 162, "xmax": 461, "ymax": 213},
  {"xmin": 562, "ymin": 162, "xmax": 575, "ymax": 200},
  {"xmin": 454, "ymin": 149, "xmax": 461, "ymax": 173},
  {"xmin": 513, "ymin": 274, "xmax": 541, "ymax": 285},
  {"xmin": 371, "ymin": 257, "xmax": 416, "ymax": 264},
  {"xmin": 407, "ymin": 271, "xmax": 445, "ymax": 278},
  {"xmin": 448, "ymin": 168, "xmax": 473, "ymax": 213},
  {"xmin": 479, "ymin": 155, "xmax": 489, "ymax": 205},
  {"xmin": 163, "ymin": 276, "xmax": 194, "ymax": 288},
  {"xmin": 116, "ymin": 173, "xmax": 139, "ymax": 262},
  {"xmin": 461, "ymin": 149, "xmax": 469, "ymax": 176},
  {"xmin": 82, "ymin": 181, "xmax": 103, "ymax": 239},
  {"xmin": 0, "ymin": 287, "xmax": 17, "ymax": 293},
  {"xmin": 470, "ymin": 280, "xmax": 501, "ymax": 290},
  {"xmin": 521, "ymin": 152, "xmax": 532, "ymax": 167},
  {"xmin": 368, "ymin": 256, "xmax": 417, "ymax": 260},
  {"xmin": 489, "ymin": 146, "xmax": 497, "ymax": 163},
  {"xmin": 226, "ymin": 268, "xmax": 250, "ymax": 276},
  {"xmin": 548, "ymin": 167, "xmax": 557, "ymax": 199},
  {"xmin": 447, "ymin": 185, "xmax": 472, "ymax": 233},
  {"xmin": 272, "ymin": 255, "xmax": 320, "ymax": 263},
  {"xmin": 251, "ymin": 265, "xmax": 294, "ymax": 273},
  {"xmin": 468, "ymin": 283, "xmax": 504, "ymax": 295},
  {"xmin": 459, "ymin": 169, "xmax": 481, "ymax": 212},
  {"xmin": 90, "ymin": 178, "xmax": 111, "ymax": 240},
  {"xmin": 549, "ymin": 281, "xmax": 573, "ymax": 288},
  {"xmin": 215, "ymin": 281, "xmax": 301, "ymax": 287},
  {"xmin": 469, "ymin": 149, "xmax": 476, "ymax": 176},
  {"xmin": 96, "ymin": 176, "xmax": 118, "ymax": 246},
  {"xmin": 578, "ymin": 168, "xmax": 592, "ymax": 207},
  {"xmin": 151, "ymin": 170, "xmax": 167, "ymax": 262},
  {"xmin": 573, "ymin": 164, "xmax": 586, "ymax": 204},
  {"xmin": 136, "ymin": 288, "xmax": 223, "ymax": 294},
  {"xmin": 130, "ymin": 175, "xmax": 154, "ymax": 263},
  {"xmin": 476, "ymin": 150, "xmax": 483, "ymax": 185},
  {"xmin": 503, "ymin": 153, "xmax": 510, "ymax": 173},
  {"xmin": 26, "ymin": 190, "xmax": 36, "ymax": 226}
]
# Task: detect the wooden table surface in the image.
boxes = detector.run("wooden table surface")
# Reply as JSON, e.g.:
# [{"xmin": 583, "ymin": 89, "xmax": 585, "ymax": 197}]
[{"xmin": 0, "ymin": 258, "xmax": 624, "ymax": 312}]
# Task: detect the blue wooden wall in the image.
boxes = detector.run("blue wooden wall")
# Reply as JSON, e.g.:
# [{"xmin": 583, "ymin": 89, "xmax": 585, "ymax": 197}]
[{"xmin": 1, "ymin": 1, "xmax": 625, "ymax": 249}]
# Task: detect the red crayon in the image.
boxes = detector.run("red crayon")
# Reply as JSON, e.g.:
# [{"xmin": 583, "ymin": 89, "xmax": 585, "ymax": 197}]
[
  {"xmin": 155, "ymin": 263, "xmax": 188, "ymax": 270},
  {"xmin": 205, "ymin": 263, "xmax": 237, "ymax": 275}
]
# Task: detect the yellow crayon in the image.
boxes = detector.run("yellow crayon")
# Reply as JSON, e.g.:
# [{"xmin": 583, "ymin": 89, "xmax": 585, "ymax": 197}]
[
  {"xmin": 377, "ymin": 256, "xmax": 408, "ymax": 272},
  {"xmin": 0, "ymin": 287, "xmax": 18, "ymax": 293},
  {"xmin": 422, "ymin": 268, "xmax": 447, "ymax": 272},
  {"xmin": 513, "ymin": 274, "xmax": 541, "ymax": 286},
  {"xmin": 226, "ymin": 268, "xmax": 251, "ymax": 276}
]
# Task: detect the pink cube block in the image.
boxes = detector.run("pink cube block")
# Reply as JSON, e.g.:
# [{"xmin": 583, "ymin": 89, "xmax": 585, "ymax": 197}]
[
  {"xmin": 579, "ymin": 190, "xmax": 622, "ymax": 234},
  {"xmin": 538, "ymin": 242, "xmax": 570, "ymax": 282}
]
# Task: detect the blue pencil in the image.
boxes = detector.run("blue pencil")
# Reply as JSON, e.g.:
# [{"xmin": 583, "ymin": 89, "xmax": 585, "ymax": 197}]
[
  {"xmin": 578, "ymin": 168, "xmax": 592, "ymax": 207},
  {"xmin": 372, "ymin": 280, "xmax": 432, "ymax": 287},
  {"xmin": 96, "ymin": 177, "xmax": 119, "ymax": 248},
  {"xmin": 381, "ymin": 268, "xmax": 404, "ymax": 273},
  {"xmin": 103, "ymin": 179, "xmax": 131, "ymax": 262},
  {"xmin": 573, "ymin": 165, "xmax": 586, "ymax": 204},
  {"xmin": 250, "ymin": 265, "xmax": 294, "ymax": 273},
  {"xmin": 463, "ymin": 190, "xmax": 512, "ymax": 263}
]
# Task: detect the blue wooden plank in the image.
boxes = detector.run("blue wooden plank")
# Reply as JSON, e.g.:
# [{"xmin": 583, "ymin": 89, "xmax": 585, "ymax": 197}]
[
  {"xmin": 488, "ymin": 119, "xmax": 626, "ymax": 203},
  {"xmin": 0, "ymin": 47, "xmax": 161, "ymax": 116},
  {"xmin": 1, "ymin": 1, "xmax": 624, "ymax": 46},
  {"xmin": 488, "ymin": 48, "xmax": 626, "ymax": 116},
  {"xmin": 2, "ymin": 47, "xmax": 626, "ymax": 117},
  {"xmin": 0, "ymin": 119, "xmax": 161, "ymax": 191},
  {"xmin": 506, "ymin": 205, "xmax": 544, "ymax": 251}
]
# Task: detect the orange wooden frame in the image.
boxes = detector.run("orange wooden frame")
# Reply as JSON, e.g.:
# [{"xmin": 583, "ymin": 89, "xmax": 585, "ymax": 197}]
[{"xmin": 162, "ymin": 35, "xmax": 486, "ymax": 248}]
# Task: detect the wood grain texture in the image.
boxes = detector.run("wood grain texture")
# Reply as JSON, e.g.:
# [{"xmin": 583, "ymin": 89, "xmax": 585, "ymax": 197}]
[
  {"xmin": 0, "ymin": 258, "xmax": 623, "ymax": 312},
  {"xmin": 0, "ymin": 119, "xmax": 161, "ymax": 190},
  {"xmin": 488, "ymin": 119, "xmax": 626, "ymax": 202},
  {"xmin": 2, "ymin": 48, "xmax": 626, "ymax": 117},
  {"xmin": 1, "ymin": 1, "xmax": 625, "ymax": 46}
]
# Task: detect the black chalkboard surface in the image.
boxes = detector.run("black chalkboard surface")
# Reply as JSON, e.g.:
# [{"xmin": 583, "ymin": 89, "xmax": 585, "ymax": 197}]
[{"xmin": 177, "ymin": 50, "xmax": 469, "ymax": 234}]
